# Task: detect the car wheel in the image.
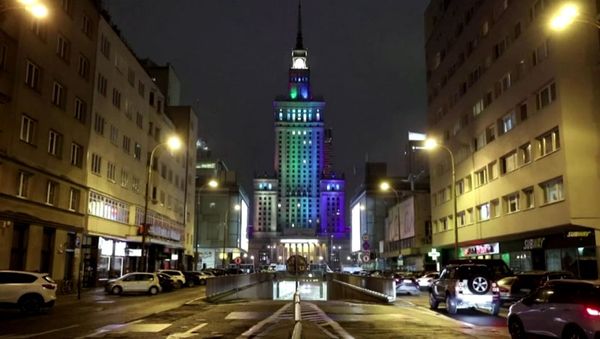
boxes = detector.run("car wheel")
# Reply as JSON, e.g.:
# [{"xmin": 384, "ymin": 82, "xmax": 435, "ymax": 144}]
[
  {"xmin": 446, "ymin": 295, "xmax": 458, "ymax": 315},
  {"xmin": 508, "ymin": 316, "xmax": 525, "ymax": 339},
  {"xmin": 187, "ymin": 280, "xmax": 195, "ymax": 287},
  {"xmin": 19, "ymin": 294, "xmax": 43, "ymax": 314},
  {"xmin": 562, "ymin": 325, "xmax": 587, "ymax": 339},
  {"xmin": 177, "ymin": 281, "xmax": 184, "ymax": 289},
  {"xmin": 467, "ymin": 275, "xmax": 490, "ymax": 295},
  {"xmin": 111, "ymin": 286, "xmax": 123, "ymax": 295},
  {"xmin": 149, "ymin": 286, "xmax": 159, "ymax": 295},
  {"xmin": 429, "ymin": 292, "xmax": 439, "ymax": 310},
  {"xmin": 491, "ymin": 301, "xmax": 501, "ymax": 316}
]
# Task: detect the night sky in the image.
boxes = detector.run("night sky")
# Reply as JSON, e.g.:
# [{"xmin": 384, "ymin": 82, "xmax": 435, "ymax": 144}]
[{"xmin": 105, "ymin": 0, "xmax": 429, "ymax": 200}]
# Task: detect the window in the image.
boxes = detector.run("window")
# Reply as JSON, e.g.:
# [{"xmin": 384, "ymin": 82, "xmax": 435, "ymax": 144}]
[
  {"xmin": 51, "ymin": 81, "xmax": 66, "ymax": 108},
  {"xmin": 91, "ymin": 153, "xmax": 102, "ymax": 174},
  {"xmin": 149, "ymin": 91, "xmax": 155, "ymax": 106},
  {"xmin": 472, "ymin": 98, "xmax": 484, "ymax": 117},
  {"xmin": 456, "ymin": 180, "xmax": 464, "ymax": 196},
  {"xmin": 82, "ymin": 15, "xmax": 92, "ymax": 36},
  {"xmin": 100, "ymin": 34, "xmax": 110, "ymax": 58},
  {"xmin": 474, "ymin": 131, "xmax": 486, "ymax": 150},
  {"xmin": 519, "ymin": 102, "xmax": 528, "ymax": 122},
  {"xmin": 520, "ymin": 143, "xmax": 532, "ymax": 164},
  {"xmin": 523, "ymin": 187, "xmax": 535, "ymax": 209},
  {"xmin": 486, "ymin": 124, "xmax": 496, "ymax": 143},
  {"xmin": 134, "ymin": 143, "xmax": 142, "ymax": 160},
  {"xmin": 128, "ymin": 68, "xmax": 135, "ymax": 86},
  {"xmin": 107, "ymin": 162, "xmax": 116, "ymax": 182},
  {"xmin": 504, "ymin": 193, "xmax": 519, "ymax": 213},
  {"xmin": 48, "ymin": 130, "xmax": 62, "ymax": 156},
  {"xmin": 56, "ymin": 35, "xmax": 70, "ymax": 61},
  {"xmin": 532, "ymin": 40, "xmax": 550, "ymax": 66},
  {"xmin": 457, "ymin": 211, "xmax": 466, "ymax": 227},
  {"xmin": 68, "ymin": 188, "xmax": 80, "ymax": 212},
  {"xmin": 45, "ymin": 181, "xmax": 58, "ymax": 205},
  {"xmin": 20, "ymin": 115, "xmax": 35, "ymax": 144},
  {"xmin": 500, "ymin": 111, "xmax": 516, "ymax": 134},
  {"xmin": 70, "ymin": 143, "xmax": 82, "ymax": 167},
  {"xmin": 120, "ymin": 169, "xmax": 129, "ymax": 187},
  {"xmin": 110, "ymin": 125, "xmax": 118, "ymax": 145},
  {"xmin": 17, "ymin": 171, "xmax": 31, "ymax": 198},
  {"xmin": 136, "ymin": 112, "xmax": 143, "ymax": 128},
  {"xmin": 88, "ymin": 191, "xmax": 129, "ymax": 223},
  {"xmin": 477, "ymin": 203, "xmax": 490, "ymax": 221},
  {"xmin": 122, "ymin": 136, "xmax": 131, "ymax": 154},
  {"xmin": 74, "ymin": 97, "xmax": 87, "ymax": 123},
  {"xmin": 138, "ymin": 81, "xmax": 145, "ymax": 97},
  {"xmin": 541, "ymin": 177, "xmax": 564, "ymax": 204},
  {"xmin": 538, "ymin": 128, "xmax": 560, "ymax": 156},
  {"xmin": 491, "ymin": 199, "xmax": 500, "ymax": 218},
  {"xmin": 464, "ymin": 175, "xmax": 472, "ymax": 192},
  {"xmin": 77, "ymin": 55, "xmax": 90, "ymax": 79},
  {"xmin": 112, "ymin": 88, "xmax": 121, "ymax": 108},
  {"xmin": 93, "ymin": 113, "xmax": 105, "ymax": 135},
  {"xmin": 440, "ymin": 217, "xmax": 448, "ymax": 231},
  {"xmin": 488, "ymin": 161, "xmax": 498, "ymax": 180},
  {"xmin": 475, "ymin": 167, "xmax": 488, "ymax": 187},
  {"xmin": 60, "ymin": 0, "xmax": 72, "ymax": 13},
  {"xmin": 536, "ymin": 82, "xmax": 557, "ymax": 109},
  {"xmin": 97, "ymin": 74, "xmax": 107, "ymax": 96},
  {"xmin": 25, "ymin": 60, "xmax": 41, "ymax": 90},
  {"xmin": 501, "ymin": 151, "xmax": 518, "ymax": 174},
  {"xmin": 31, "ymin": 19, "xmax": 46, "ymax": 39}
]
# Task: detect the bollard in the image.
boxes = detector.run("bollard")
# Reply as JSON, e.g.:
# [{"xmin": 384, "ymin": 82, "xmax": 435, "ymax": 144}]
[{"xmin": 293, "ymin": 290, "xmax": 301, "ymax": 322}]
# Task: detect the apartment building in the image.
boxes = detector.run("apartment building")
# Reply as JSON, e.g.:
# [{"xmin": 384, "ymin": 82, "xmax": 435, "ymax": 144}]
[
  {"xmin": 83, "ymin": 15, "xmax": 194, "ymax": 285},
  {"xmin": 0, "ymin": 0, "xmax": 100, "ymax": 286},
  {"xmin": 425, "ymin": 0, "xmax": 600, "ymax": 278}
]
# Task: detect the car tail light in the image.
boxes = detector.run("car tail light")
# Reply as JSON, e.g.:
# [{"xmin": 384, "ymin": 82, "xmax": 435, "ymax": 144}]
[
  {"xmin": 499, "ymin": 287, "xmax": 509, "ymax": 293},
  {"xmin": 42, "ymin": 284, "xmax": 56, "ymax": 290},
  {"xmin": 586, "ymin": 307, "xmax": 600, "ymax": 316},
  {"xmin": 457, "ymin": 281, "xmax": 464, "ymax": 292}
]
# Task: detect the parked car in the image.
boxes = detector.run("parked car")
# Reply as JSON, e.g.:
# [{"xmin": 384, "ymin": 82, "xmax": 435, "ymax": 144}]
[
  {"xmin": 0, "ymin": 270, "xmax": 57, "ymax": 313},
  {"xmin": 395, "ymin": 274, "xmax": 420, "ymax": 296},
  {"xmin": 417, "ymin": 272, "xmax": 439, "ymax": 289},
  {"xmin": 183, "ymin": 271, "xmax": 213, "ymax": 286},
  {"xmin": 429, "ymin": 264, "xmax": 501, "ymax": 316},
  {"xmin": 105, "ymin": 272, "xmax": 161, "ymax": 295},
  {"xmin": 497, "ymin": 271, "xmax": 575, "ymax": 305},
  {"xmin": 158, "ymin": 270, "xmax": 186, "ymax": 288},
  {"xmin": 508, "ymin": 279, "xmax": 600, "ymax": 339},
  {"xmin": 156, "ymin": 273, "xmax": 176, "ymax": 292}
]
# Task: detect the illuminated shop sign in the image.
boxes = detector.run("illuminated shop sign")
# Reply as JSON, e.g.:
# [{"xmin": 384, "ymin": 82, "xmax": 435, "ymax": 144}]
[
  {"xmin": 566, "ymin": 231, "xmax": 592, "ymax": 238},
  {"xmin": 459, "ymin": 242, "xmax": 499, "ymax": 257},
  {"xmin": 523, "ymin": 237, "xmax": 545, "ymax": 250}
]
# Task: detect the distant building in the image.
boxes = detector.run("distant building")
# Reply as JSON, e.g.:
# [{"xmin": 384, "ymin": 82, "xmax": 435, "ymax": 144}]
[
  {"xmin": 194, "ymin": 143, "xmax": 249, "ymax": 269},
  {"xmin": 425, "ymin": 0, "xmax": 600, "ymax": 278},
  {"xmin": 250, "ymin": 3, "xmax": 348, "ymax": 269}
]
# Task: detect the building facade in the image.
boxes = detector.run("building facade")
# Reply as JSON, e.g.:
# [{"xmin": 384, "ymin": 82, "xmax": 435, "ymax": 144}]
[
  {"xmin": 0, "ymin": 0, "xmax": 100, "ymax": 287},
  {"xmin": 250, "ymin": 4, "xmax": 348, "ymax": 268},
  {"xmin": 425, "ymin": 0, "xmax": 600, "ymax": 278}
]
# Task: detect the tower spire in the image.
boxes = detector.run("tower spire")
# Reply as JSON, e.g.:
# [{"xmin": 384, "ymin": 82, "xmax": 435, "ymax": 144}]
[{"xmin": 295, "ymin": 0, "xmax": 304, "ymax": 50}]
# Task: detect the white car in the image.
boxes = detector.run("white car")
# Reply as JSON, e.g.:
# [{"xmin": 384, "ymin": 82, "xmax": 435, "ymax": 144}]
[
  {"xmin": 0, "ymin": 270, "xmax": 57, "ymax": 313},
  {"xmin": 105, "ymin": 272, "xmax": 161, "ymax": 295},
  {"xmin": 508, "ymin": 279, "xmax": 599, "ymax": 339},
  {"xmin": 158, "ymin": 270, "xmax": 186, "ymax": 288},
  {"xmin": 417, "ymin": 272, "xmax": 439, "ymax": 288}
]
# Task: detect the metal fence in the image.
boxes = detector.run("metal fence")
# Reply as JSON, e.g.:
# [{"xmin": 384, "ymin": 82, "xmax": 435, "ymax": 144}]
[
  {"xmin": 327, "ymin": 273, "xmax": 396, "ymax": 303},
  {"xmin": 205, "ymin": 272, "xmax": 274, "ymax": 300}
]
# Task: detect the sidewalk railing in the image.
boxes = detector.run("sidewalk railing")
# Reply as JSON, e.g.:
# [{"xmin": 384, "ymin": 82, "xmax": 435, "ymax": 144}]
[
  {"xmin": 327, "ymin": 273, "xmax": 396, "ymax": 303},
  {"xmin": 205, "ymin": 272, "xmax": 273, "ymax": 301}
]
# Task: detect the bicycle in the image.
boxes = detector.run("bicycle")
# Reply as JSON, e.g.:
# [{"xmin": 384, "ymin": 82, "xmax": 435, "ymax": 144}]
[{"xmin": 59, "ymin": 279, "xmax": 74, "ymax": 294}]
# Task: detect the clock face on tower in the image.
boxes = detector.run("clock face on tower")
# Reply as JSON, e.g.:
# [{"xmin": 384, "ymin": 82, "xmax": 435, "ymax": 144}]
[{"xmin": 292, "ymin": 57, "xmax": 307, "ymax": 69}]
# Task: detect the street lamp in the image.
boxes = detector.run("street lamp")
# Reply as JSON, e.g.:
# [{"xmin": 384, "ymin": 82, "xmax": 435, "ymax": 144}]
[
  {"xmin": 3, "ymin": 0, "xmax": 50, "ymax": 18},
  {"xmin": 380, "ymin": 181, "xmax": 401, "ymax": 268},
  {"xmin": 250, "ymin": 255, "xmax": 255, "ymax": 271},
  {"xmin": 549, "ymin": 3, "xmax": 600, "ymax": 30},
  {"xmin": 423, "ymin": 138, "xmax": 458, "ymax": 259},
  {"xmin": 194, "ymin": 179, "xmax": 219, "ymax": 270},
  {"xmin": 140, "ymin": 135, "xmax": 182, "ymax": 272},
  {"xmin": 221, "ymin": 204, "xmax": 241, "ymax": 269}
]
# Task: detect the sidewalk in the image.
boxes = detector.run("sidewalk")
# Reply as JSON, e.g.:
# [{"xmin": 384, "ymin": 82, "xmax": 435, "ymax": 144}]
[{"xmin": 55, "ymin": 287, "xmax": 108, "ymax": 306}]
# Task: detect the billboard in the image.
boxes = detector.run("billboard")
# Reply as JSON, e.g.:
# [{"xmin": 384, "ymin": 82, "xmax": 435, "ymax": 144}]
[
  {"xmin": 351, "ymin": 203, "xmax": 361, "ymax": 252},
  {"xmin": 241, "ymin": 200, "xmax": 249, "ymax": 251},
  {"xmin": 385, "ymin": 197, "xmax": 415, "ymax": 242}
]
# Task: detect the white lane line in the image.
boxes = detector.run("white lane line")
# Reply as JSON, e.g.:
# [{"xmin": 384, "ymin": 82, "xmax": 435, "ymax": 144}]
[
  {"xmin": 304, "ymin": 302, "xmax": 354, "ymax": 339},
  {"xmin": 0, "ymin": 324, "xmax": 80, "ymax": 338},
  {"xmin": 166, "ymin": 323, "xmax": 208, "ymax": 339},
  {"xmin": 76, "ymin": 319, "xmax": 142, "ymax": 338},
  {"xmin": 236, "ymin": 303, "xmax": 292, "ymax": 339}
]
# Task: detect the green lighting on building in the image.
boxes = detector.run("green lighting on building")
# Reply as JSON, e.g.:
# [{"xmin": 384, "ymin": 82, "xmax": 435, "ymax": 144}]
[{"xmin": 290, "ymin": 87, "xmax": 298, "ymax": 99}]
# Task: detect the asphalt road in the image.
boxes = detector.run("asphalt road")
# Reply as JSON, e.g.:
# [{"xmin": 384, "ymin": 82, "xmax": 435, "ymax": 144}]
[{"xmin": 0, "ymin": 286, "xmax": 510, "ymax": 338}]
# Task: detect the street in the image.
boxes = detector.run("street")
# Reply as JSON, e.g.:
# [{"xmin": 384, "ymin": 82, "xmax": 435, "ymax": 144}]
[{"xmin": 0, "ymin": 287, "xmax": 509, "ymax": 338}]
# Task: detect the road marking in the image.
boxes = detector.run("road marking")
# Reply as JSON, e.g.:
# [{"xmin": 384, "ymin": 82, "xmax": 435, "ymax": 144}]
[
  {"xmin": 166, "ymin": 323, "xmax": 208, "ymax": 338},
  {"xmin": 78, "ymin": 319, "xmax": 142, "ymax": 338},
  {"xmin": 237, "ymin": 303, "xmax": 291, "ymax": 338},
  {"xmin": 0, "ymin": 324, "xmax": 79, "ymax": 338}
]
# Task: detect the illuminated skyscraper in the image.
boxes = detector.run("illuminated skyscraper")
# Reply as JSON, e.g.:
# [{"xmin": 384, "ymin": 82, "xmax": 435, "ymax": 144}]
[{"xmin": 251, "ymin": 2, "xmax": 347, "ymax": 266}]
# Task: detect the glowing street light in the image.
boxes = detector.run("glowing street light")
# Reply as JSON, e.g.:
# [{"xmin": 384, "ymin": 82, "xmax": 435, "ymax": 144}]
[
  {"xmin": 26, "ymin": 3, "xmax": 48, "ymax": 18},
  {"xmin": 423, "ymin": 138, "xmax": 458, "ymax": 259},
  {"xmin": 549, "ymin": 3, "xmax": 580, "ymax": 31},
  {"xmin": 208, "ymin": 179, "xmax": 219, "ymax": 188},
  {"xmin": 140, "ymin": 135, "xmax": 183, "ymax": 271}
]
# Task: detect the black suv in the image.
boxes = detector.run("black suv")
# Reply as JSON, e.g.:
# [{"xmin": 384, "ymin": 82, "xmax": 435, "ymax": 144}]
[{"xmin": 429, "ymin": 264, "xmax": 501, "ymax": 315}]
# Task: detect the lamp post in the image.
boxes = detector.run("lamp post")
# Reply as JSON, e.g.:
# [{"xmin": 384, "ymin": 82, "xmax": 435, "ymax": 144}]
[
  {"xmin": 380, "ymin": 181, "xmax": 401, "ymax": 269},
  {"xmin": 140, "ymin": 136, "xmax": 182, "ymax": 272},
  {"xmin": 549, "ymin": 3, "xmax": 600, "ymax": 31},
  {"xmin": 250, "ymin": 255, "xmax": 255, "ymax": 271},
  {"xmin": 423, "ymin": 138, "xmax": 458, "ymax": 259},
  {"xmin": 194, "ymin": 179, "xmax": 219, "ymax": 270},
  {"xmin": 221, "ymin": 204, "xmax": 241, "ymax": 269}
]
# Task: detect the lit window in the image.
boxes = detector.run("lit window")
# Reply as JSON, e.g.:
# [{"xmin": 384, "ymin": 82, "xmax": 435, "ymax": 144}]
[
  {"xmin": 17, "ymin": 171, "xmax": 31, "ymax": 198},
  {"xmin": 537, "ymin": 128, "xmax": 560, "ymax": 156},
  {"xmin": 20, "ymin": 115, "xmax": 36, "ymax": 144},
  {"xmin": 477, "ymin": 203, "xmax": 490, "ymax": 221},
  {"xmin": 541, "ymin": 177, "xmax": 563, "ymax": 204},
  {"xmin": 536, "ymin": 82, "xmax": 556, "ymax": 109},
  {"xmin": 48, "ymin": 130, "xmax": 62, "ymax": 156},
  {"xmin": 504, "ymin": 193, "xmax": 519, "ymax": 213},
  {"xmin": 46, "ymin": 181, "xmax": 58, "ymax": 205}
]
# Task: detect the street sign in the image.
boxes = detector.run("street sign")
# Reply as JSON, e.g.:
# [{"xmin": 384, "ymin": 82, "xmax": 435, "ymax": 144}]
[
  {"xmin": 362, "ymin": 255, "xmax": 370, "ymax": 262},
  {"xmin": 362, "ymin": 240, "xmax": 370, "ymax": 251},
  {"xmin": 362, "ymin": 235, "xmax": 369, "ymax": 241},
  {"xmin": 234, "ymin": 257, "xmax": 241, "ymax": 264}
]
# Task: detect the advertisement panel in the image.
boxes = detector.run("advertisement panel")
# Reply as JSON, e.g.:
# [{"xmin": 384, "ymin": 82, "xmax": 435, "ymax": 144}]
[
  {"xmin": 351, "ymin": 204, "xmax": 361, "ymax": 252},
  {"xmin": 241, "ymin": 201, "xmax": 249, "ymax": 251},
  {"xmin": 385, "ymin": 197, "xmax": 415, "ymax": 242}
]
